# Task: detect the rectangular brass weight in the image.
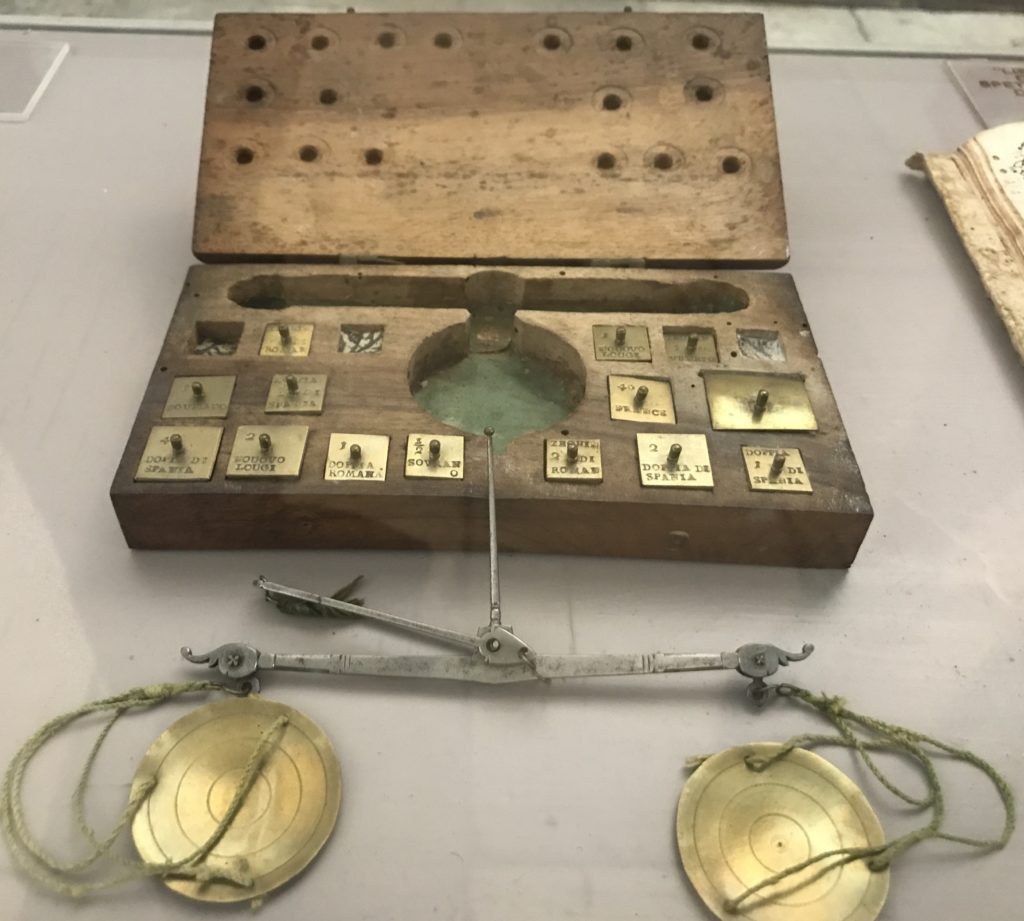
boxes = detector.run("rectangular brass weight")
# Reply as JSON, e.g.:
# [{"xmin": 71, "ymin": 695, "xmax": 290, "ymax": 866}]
[
  {"xmin": 162, "ymin": 376, "xmax": 235, "ymax": 419},
  {"xmin": 545, "ymin": 439, "xmax": 603, "ymax": 483},
  {"xmin": 703, "ymin": 371, "xmax": 817, "ymax": 431},
  {"xmin": 134, "ymin": 426, "xmax": 223, "ymax": 482},
  {"xmin": 265, "ymin": 374, "xmax": 327, "ymax": 414},
  {"xmin": 636, "ymin": 434, "xmax": 713, "ymax": 488},
  {"xmin": 259, "ymin": 323, "xmax": 314, "ymax": 357},
  {"xmin": 405, "ymin": 434, "xmax": 465, "ymax": 480},
  {"xmin": 593, "ymin": 325, "xmax": 652, "ymax": 362},
  {"xmin": 226, "ymin": 425, "xmax": 308, "ymax": 478},
  {"xmin": 742, "ymin": 446, "xmax": 813, "ymax": 493},
  {"xmin": 325, "ymin": 434, "xmax": 389, "ymax": 482},
  {"xmin": 608, "ymin": 375, "xmax": 676, "ymax": 424},
  {"xmin": 664, "ymin": 328, "xmax": 719, "ymax": 363}
]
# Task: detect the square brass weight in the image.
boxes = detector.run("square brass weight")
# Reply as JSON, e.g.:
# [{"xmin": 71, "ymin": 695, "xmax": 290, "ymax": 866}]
[
  {"xmin": 226, "ymin": 425, "xmax": 308, "ymax": 478},
  {"xmin": 703, "ymin": 371, "xmax": 817, "ymax": 431},
  {"xmin": 325, "ymin": 434, "xmax": 389, "ymax": 482},
  {"xmin": 162, "ymin": 376, "xmax": 235, "ymax": 419},
  {"xmin": 664, "ymin": 328, "xmax": 719, "ymax": 363},
  {"xmin": 608, "ymin": 375, "xmax": 676, "ymax": 424},
  {"xmin": 134, "ymin": 426, "xmax": 223, "ymax": 482},
  {"xmin": 265, "ymin": 374, "xmax": 327, "ymax": 414},
  {"xmin": 545, "ymin": 439, "xmax": 603, "ymax": 483},
  {"xmin": 742, "ymin": 446, "xmax": 813, "ymax": 493},
  {"xmin": 593, "ymin": 325, "xmax": 652, "ymax": 362},
  {"xmin": 636, "ymin": 434, "xmax": 713, "ymax": 489},
  {"xmin": 259, "ymin": 323, "xmax": 314, "ymax": 357},
  {"xmin": 405, "ymin": 434, "xmax": 464, "ymax": 480}
]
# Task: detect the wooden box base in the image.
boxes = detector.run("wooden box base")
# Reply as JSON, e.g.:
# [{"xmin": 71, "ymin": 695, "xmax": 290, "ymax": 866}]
[{"xmin": 111, "ymin": 264, "xmax": 872, "ymax": 567}]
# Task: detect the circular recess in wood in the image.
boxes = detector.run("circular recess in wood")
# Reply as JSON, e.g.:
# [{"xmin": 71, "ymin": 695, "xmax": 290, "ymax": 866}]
[
  {"xmin": 643, "ymin": 144, "xmax": 684, "ymax": 173},
  {"xmin": 376, "ymin": 26, "xmax": 407, "ymax": 49},
  {"xmin": 686, "ymin": 77, "xmax": 724, "ymax": 104},
  {"xmin": 688, "ymin": 28, "xmax": 721, "ymax": 52},
  {"xmin": 607, "ymin": 28, "xmax": 643, "ymax": 53},
  {"xmin": 409, "ymin": 278, "xmax": 586, "ymax": 450},
  {"xmin": 536, "ymin": 27, "xmax": 572, "ymax": 53}
]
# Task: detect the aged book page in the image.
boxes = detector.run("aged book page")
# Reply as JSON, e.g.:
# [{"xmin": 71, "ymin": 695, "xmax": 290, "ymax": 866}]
[{"xmin": 909, "ymin": 123, "xmax": 1024, "ymax": 364}]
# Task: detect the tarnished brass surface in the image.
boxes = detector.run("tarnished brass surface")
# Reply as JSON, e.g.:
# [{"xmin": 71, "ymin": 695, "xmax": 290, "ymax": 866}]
[
  {"xmin": 636, "ymin": 433, "xmax": 712, "ymax": 488},
  {"xmin": 677, "ymin": 742, "xmax": 889, "ymax": 921},
  {"xmin": 593, "ymin": 324, "xmax": 652, "ymax": 362},
  {"xmin": 742, "ymin": 446, "xmax": 812, "ymax": 493},
  {"xmin": 226, "ymin": 425, "xmax": 309, "ymax": 478},
  {"xmin": 665, "ymin": 327, "xmax": 719, "ymax": 363},
  {"xmin": 703, "ymin": 371, "xmax": 817, "ymax": 431},
  {"xmin": 608, "ymin": 374, "xmax": 676, "ymax": 424},
  {"xmin": 545, "ymin": 438, "xmax": 603, "ymax": 482},
  {"xmin": 134, "ymin": 426, "xmax": 223, "ymax": 482},
  {"xmin": 265, "ymin": 373, "xmax": 327, "ymax": 414},
  {"xmin": 163, "ymin": 376, "xmax": 236, "ymax": 419},
  {"xmin": 405, "ymin": 433, "xmax": 465, "ymax": 479},
  {"xmin": 130, "ymin": 696, "xmax": 341, "ymax": 903},
  {"xmin": 259, "ymin": 323, "xmax": 314, "ymax": 357},
  {"xmin": 325, "ymin": 433, "xmax": 389, "ymax": 481}
]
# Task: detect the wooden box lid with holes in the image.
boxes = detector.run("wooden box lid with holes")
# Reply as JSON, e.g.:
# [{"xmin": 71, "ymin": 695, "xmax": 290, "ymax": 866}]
[
  {"xmin": 111, "ymin": 11, "xmax": 873, "ymax": 567},
  {"xmin": 193, "ymin": 11, "xmax": 788, "ymax": 267}
]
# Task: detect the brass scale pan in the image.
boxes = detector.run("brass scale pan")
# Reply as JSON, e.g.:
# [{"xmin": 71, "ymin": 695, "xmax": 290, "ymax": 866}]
[
  {"xmin": 132, "ymin": 702, "xmax": 888, "ymax": 917},
  {"xmin": 130, "ymin": 697, "xmax": 340, "ymax": 903},
  {"xmin": 677, "ymin": 742, "xmax": 890, "ymax": 921}
]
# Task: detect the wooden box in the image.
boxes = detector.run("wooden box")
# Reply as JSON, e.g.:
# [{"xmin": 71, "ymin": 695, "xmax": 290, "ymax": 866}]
[{"xmin": 111, "ymin": 12, "xmax": 872, "ymax": 567}]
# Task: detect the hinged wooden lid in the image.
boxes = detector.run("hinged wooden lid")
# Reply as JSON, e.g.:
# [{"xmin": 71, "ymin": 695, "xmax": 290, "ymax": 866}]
[{"xmin": 194, "ymin": 12, "xmax": 789, "ymax": 268}]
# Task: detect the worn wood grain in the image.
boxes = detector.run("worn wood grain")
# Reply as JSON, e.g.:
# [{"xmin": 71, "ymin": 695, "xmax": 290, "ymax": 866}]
[{"xmin": 194, "ymin": 11, "xmax": 788, "ymax": 267}]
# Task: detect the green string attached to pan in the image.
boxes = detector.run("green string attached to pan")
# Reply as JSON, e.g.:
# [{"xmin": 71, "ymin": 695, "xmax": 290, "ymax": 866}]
[
  {"xmin": 685, "ymin": 685, "xmax": 1016, "ymax": 915},
  {"xmin": 0, "ymin": 681, "xmax": 287, "ymax": 899}
]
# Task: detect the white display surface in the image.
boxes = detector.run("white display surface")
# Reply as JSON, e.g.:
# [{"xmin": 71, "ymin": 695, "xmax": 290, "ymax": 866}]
[{"xmin": 0, "ymin": 29, "xmax": 1021, "ymax": 921}]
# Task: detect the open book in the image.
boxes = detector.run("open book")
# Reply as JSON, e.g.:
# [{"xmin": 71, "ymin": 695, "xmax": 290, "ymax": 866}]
[{"xmin": 909, "ymin": 123, "xmax": 1024, "ymax": 365}]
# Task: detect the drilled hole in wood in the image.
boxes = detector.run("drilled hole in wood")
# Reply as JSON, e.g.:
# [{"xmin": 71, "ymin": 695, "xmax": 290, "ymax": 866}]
[
  {"xmin": 247, "ymin": 35, "xmax": 266, "ymax": 51},
  {"xmin": 615, "ymin": 35, "xmax": 632, "ymax": 51},
  {"xmin": 235, "ymin": 147, "xmax": 254, "ymax": 165},
  {"xmin": 299, "ymin": 145, "xmax": 319, "ymax": 162},
  {"xmin": 602, "ymin": 93, "xmax": 623, "ymax": 111},
  {"xmin": 311, "ymin": 34, "xmax": 329, "ymax": 50},
  {"xmin": 692, "ymin": 33, "xmax": 711, "ymax": 50},
  {"xmin": 434, "ymin": 32, "xmax": 453, "ymax": 48},
  {"xmin": 365, "ymin": 148, "xmax": 384, "ymax": 166},
  {"xmin": 320, "ymin": 88, "xmax": 338, "ymax": 105},
  {"xmin": 695, "ymin": 84, "xmax": 714, "ymax": 102},
  {"xmin": 653, "ymin": 153, "xmax": 673, "ymax": 170},
  {"xmin": 722, "ymin": 155, "xmax": 742, "ymax": 174},
  {"xmin": 596, "ymin": 152, "xmax": 617, "ymax": 170},
  {"xmin": 542, "ymin": 33, "xmax": 562, "ymax": 50},
  {"xmin": 244, "ymin": 85, "xmax": 264, "ymax": 103},
  {"xmin": 378, "ymin": 31, "xmax": 397, "ymax": 48}
]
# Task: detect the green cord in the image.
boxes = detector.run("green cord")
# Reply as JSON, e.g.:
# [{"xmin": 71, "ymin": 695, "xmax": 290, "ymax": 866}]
[
  {"xmin": 1, "ymin": 681, "xmax": 288, "ymax": 898},
  {"xmin": 698, "ymin": 686, "xmax": 1016, "ymax": 915}
]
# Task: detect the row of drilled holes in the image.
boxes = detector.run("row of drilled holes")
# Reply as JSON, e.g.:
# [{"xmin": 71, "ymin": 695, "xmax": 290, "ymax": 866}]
[
  {"xmin": 243, "ymin": 85, "xmax": 718, "ymax": 106},
  {"xmin": 596, "ymin": 152, "xmax": 743, "ymax": 173},
  {"xmin": 235, "ymin": 145, "xmax": 383, "ymax": 165},
  {"xmin": 246, "ymin": 30, "xmax": 714, "ymax": 53},
  {"xmin": 233, "ymin": 144, "xmax": 741, "ymax": 174}
]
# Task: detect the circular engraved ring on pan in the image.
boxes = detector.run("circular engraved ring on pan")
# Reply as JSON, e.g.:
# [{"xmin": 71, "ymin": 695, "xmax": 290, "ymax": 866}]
[
  {"xmin": 130, "ymin": 696, "xmax": 341, "ymax": 903},
  {"xmin": 676, "ymin": 742, "xmax": 889, "ymax": 921}
]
